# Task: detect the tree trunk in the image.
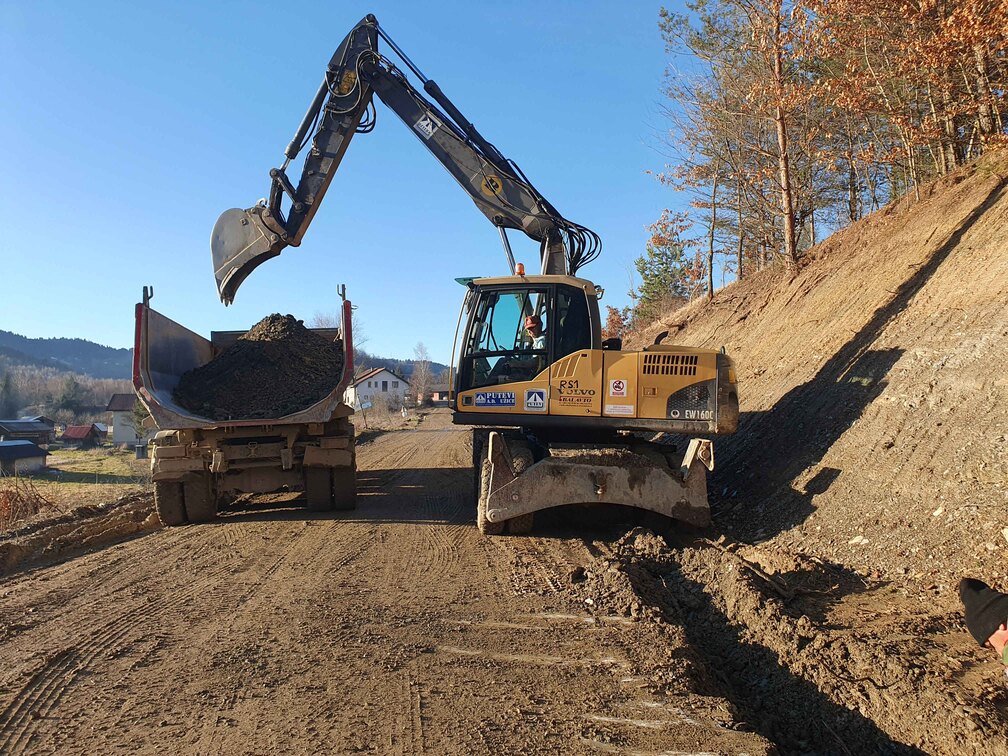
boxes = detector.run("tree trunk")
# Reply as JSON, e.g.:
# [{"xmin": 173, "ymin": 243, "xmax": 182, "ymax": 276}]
[
  {"xmin": 973, "ymin": 44, "xmax": 995, "ymax": 138},
  {"xmin": 771, "ymin": 7, "xmax": 797, "ymax": 269},
  {"xmin": 926, "ymin": 86, "xmax": 949, "ymax": 176},
  {"xmin": 737, "ymin": 182, "xmax": 744, "ymax": 280},
  {"xmin": 847, "ymin": 129, "xmax": 858, "ymax": 223},
  {"xmin": 940, "ymin": 77, "xmax": 958, "ymax": 171},
  {"xmin": 708, "ymin": 167, "xmax": 719, "ymax": 299}
]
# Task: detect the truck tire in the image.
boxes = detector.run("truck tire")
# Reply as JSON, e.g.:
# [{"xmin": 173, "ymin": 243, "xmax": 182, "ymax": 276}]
[
  {"xmin": 331, "ymin": 466, "xmax": 357, "ymax": 511},
  {"xmin": 506, "ymin": 443, "xmax": 535, "ymax": 535},
  {"xmin": 304, "ymin": 467, "xmax": 333, "ymax": 512},
  {"xmin": 183, "ymin": 474, "xmax": 217, "ymax": 524},
  {"xmin": 477, "ymin": 445, "xmax": 505, "ymax": 535},
  {"xmin": 154, "ymin": 481, "xmax": 187, "ymax": 526}
]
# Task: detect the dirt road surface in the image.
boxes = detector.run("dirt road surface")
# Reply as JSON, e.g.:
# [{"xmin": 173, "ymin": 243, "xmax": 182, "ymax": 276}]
[
  {"xmin": 0, "ymin": 412, "xmax": 763, "ymax": 754},
  {"xmin": 1, "ymin": 411, "xmax": 1004, "ymax": 754}
]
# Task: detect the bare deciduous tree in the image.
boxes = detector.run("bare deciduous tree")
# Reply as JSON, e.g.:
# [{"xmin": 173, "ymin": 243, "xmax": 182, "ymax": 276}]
[{"xmin": 410, "ymin": 342, "xmax": 433, "ymax": 408}]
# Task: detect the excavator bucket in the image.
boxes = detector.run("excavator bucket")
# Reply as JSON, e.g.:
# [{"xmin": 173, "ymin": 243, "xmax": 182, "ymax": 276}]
[{"xmin": 211, "ymin": 207, "xmax": 283, "ymax": 305}]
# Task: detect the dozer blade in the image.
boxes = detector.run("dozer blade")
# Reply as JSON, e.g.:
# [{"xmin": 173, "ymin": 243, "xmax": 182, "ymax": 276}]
[{"xmin": 211, "ymin": 207, "xmax": 284, "ymax": 305}]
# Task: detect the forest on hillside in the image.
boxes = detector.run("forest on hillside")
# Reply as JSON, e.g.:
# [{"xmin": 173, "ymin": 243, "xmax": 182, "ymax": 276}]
[
  {"xmin": 0, "ymin": 360, "xmax": 131, "ymax": 425},
  {"xmin": 612, "ymin": 0, "xmax": 1006, "ymax": 335},
  {"xmin": 0, "ymin": 330, "xmax": 131, "ymax": 379}
]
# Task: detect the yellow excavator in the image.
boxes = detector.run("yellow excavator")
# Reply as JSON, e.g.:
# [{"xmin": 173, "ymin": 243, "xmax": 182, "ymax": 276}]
[{"xmin": 210, "ymin": 14, "xmax": 739, "ymax": 534}]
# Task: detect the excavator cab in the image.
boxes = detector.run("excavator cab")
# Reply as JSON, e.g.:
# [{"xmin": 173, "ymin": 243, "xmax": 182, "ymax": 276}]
[{"xmin": 452, "ymin": 274, "xmax": 600, "ymax": 400}]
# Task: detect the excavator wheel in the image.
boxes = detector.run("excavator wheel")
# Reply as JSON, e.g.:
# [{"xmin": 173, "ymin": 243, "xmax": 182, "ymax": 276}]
[
  {"xmin": 505, "ymin": 442, "xmax": 535, "ymax": 535},
  {"xmin": 477, "ymin": 445, "xmax": 505, "ymax": 535},
  {"xmin": 154, "ymin": 481, "xmax": 186, "ymax": 526},
  {"xmin": 183, "ymin": 473, "xmax": 217, "ymax": 524}
]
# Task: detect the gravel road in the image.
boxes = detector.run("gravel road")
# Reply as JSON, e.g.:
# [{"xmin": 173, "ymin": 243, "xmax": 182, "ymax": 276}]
[{"xmin": 0, "ymin": 410, "xmax": 1002, "ymax": 754}]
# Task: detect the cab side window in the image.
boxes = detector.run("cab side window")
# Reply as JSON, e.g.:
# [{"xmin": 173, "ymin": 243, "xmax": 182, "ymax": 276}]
[{"xmin": 554, "ymin": 286, "xmax": 591, "ymax": 359}]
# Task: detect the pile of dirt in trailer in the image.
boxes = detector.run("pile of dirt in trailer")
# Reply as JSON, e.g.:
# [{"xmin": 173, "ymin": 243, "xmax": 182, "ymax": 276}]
[
  {"xmin": 173, "ymin": 314, "xmax": 343, "ymax": 420},
  {"xmin": 624, "ymin": 151, "xmax": 1008, "ymax": 593}
]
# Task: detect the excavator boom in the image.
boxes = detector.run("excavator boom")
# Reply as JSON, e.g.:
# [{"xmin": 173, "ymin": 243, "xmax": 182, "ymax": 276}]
[{"xmin": 211, "ymin": 14, "xmax": 599, "ymax": 304}]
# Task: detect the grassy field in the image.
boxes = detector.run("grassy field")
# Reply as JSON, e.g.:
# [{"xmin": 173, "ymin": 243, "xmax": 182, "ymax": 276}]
[{"xmin": 22, "ymin": 446, "xmax": 150, "ymax": 511}]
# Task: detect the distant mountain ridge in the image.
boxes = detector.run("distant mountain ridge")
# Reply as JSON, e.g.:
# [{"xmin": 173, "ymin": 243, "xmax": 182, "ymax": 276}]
[
  {"xmin": 0, "ymin": 330, "xmax": 132, "ymax": 379},
  {"xmin": 359, "ymin": 353, "xmax": 450, "ymax": 383},
  {"xmin": 0, "ymin": 344, "xmax": 62, "ymax": 372}
]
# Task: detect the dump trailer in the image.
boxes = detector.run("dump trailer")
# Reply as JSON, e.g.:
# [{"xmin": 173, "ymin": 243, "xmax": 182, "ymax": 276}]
[{"xmin": 133, "ymin": 287, "xmax": 356, "ymax": 525}]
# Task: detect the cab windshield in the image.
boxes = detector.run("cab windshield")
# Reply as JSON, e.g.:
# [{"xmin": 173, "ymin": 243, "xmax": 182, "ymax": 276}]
[{"xmin": 461, "ymin": 288, "xmax": 548, "ymax": 390}]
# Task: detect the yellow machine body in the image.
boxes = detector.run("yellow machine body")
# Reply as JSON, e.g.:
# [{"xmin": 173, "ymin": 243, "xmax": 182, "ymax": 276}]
[{"xmin": 452, "ymin": 275, "xmax": 738, "ymax": 436}]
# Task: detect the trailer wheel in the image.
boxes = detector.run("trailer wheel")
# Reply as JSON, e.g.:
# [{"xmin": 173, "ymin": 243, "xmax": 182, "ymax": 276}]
[
  {"xmin": 506, "ymin": 443, "xmax": 535, "ymax": 535},
  {"xmin": 477, "ymin": 446, "xmax": 504, "ymax": 535},
  {"xmin": 331, "ymin": 466, "xmax": 357, "ymax": 511},
  {"xmin": 304, "ymin": 467, "xmax": 333, "ymax": 512},
  {"xmin": 183, "ymin": 474, "xmax": 217, "ymax": 523},
  {"xmin": 154, "ymin": 481, "xmax": 186, "ymax": 526}
]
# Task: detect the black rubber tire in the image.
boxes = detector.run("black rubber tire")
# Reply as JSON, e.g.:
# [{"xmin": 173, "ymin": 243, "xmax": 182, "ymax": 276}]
[
  {"xmin": 506, "ymin": 443, "xmax": 535, "ymax": 535},
  {"xmin": 154, "ymin": 481, "xmax": 186, "ymax": 526},
  {"xmin": 304, "ymin": 467, "xmax": 334, "ymax": 512},
  {"xmin": 331, "ymin": 466, "xmax": 357, "ymax": 510},
  {"xmin": 182, "ymin": 474, "xmax": 217, "ymax": 524},
  {"xmin": 477, "ymin": 445, "xmax": 505, "ymax": 535},
  {"xmin": 472, "ymin": 433, "xmax": 485, "ymax": 513}
]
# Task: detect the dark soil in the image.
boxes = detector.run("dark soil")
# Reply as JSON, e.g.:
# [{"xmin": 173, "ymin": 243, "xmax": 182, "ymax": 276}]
[{"xmin": 173, "ymin": 314, "xmax": 344, "ymax": 420}]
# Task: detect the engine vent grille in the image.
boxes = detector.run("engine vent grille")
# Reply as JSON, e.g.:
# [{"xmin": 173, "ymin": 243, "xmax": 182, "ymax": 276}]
[
  {"xmin": 552, "ymin": 353, "xmax": 582, "ymax": 379},
  {"xmin": 643, "ymin": 353, "xmax": 698, "ymax": 376}
]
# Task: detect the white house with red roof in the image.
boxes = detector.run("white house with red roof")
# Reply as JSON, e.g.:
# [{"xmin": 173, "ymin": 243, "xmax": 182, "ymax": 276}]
[{"xmin": 344, "ymin": 367, "xmax": 409, "ymax": 411}]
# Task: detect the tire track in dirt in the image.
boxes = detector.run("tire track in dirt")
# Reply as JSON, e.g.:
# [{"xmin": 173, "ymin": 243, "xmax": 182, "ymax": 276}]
[
  {"xmin": 0, "ymin": 528, "xmax": 246, "ymax": 753},
  {"xmin": 0, "ymin": 410, "xmax": 773, "ymax": 754},
  {"xmin": 0, "ymin": 514, "xmax": 348, "ymax": 752},
  {"xmin": 0, "ymin": 523, "xmax": 199, "ymax": 636},
  {"xmin": 360, "ymin": 422, "xmax": 474, "ymax": 604}
]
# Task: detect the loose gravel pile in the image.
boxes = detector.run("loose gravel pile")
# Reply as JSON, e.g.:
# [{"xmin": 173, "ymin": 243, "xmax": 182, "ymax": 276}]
[{"xmin": 173, "ymin": 314, "xmax": 344, "ymax": 420}]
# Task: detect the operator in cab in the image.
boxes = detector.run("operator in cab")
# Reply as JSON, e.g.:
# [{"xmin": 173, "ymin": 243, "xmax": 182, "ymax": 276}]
[{"xmin": 525, "ymin": 315, "xmax": 546, "ymax": 349}]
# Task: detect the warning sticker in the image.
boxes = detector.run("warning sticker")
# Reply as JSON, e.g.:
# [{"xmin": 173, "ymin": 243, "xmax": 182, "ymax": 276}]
[
  {"xmin": 605, "ymin": 404, "xmax": 634, "ymax": 416},
  {"xmin": 609, "ymin": 379, "xmax": 627, "ymax": 397},
  {"xmin": 413, "ymin": 113, "xmax": 441, "ymax": 140},
  {"xmin": 524, "ymin": 389, "xmax": 546, "ymax": 412}
]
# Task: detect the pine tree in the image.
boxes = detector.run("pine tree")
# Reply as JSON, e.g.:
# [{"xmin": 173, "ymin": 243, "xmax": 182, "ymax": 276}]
[
  {"xmin": 632, "ymin": 211, "xmax": 701, "ymax": 324},
  {"xmin": 0, "ymin": 372, "xmax": 18, "ymax": 417}
]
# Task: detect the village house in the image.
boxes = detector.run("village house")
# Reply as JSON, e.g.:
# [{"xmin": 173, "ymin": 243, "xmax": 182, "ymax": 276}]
[
  {"xmin": 20, "ymin": 415, "xmax": 55, "ymax": 429},
  {"xmin": 344, "ymin": 367, "xmax": 410, "ymax": 410},
  {"xmin": 427, "ymin": 383, "xmax": 451, "ymax": 403},
  {"xmin": 60, "ymin": 424, "xmax": 103, "ymax": 449},
  {"xmin": 0, "ymin": 419, "xmax": 55, "ymax": 448},
  {"xmin": 0, "ymin": 440, "xmax": 48, "ymax": 475},
  {"xmin": 106, "ymin": 393, "xmax": 149, "ymax": 445}
]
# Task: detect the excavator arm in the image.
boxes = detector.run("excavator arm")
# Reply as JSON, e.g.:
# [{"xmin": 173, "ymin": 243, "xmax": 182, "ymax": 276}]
[{"xmin": 211, "ymin": 14, "xmax": 600, "ymax": 304}]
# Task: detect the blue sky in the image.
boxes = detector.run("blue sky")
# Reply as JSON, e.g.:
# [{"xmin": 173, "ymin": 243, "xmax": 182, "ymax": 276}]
[{"xmin": 1, "ymin": 1, "xmax": 689, "ymax": 364}]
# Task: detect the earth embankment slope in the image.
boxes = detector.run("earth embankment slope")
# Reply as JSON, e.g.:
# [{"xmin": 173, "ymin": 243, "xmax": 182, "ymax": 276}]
[{"xmin": 630, "ymin": 152, "xmax": 1008, "ymax": 589}]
